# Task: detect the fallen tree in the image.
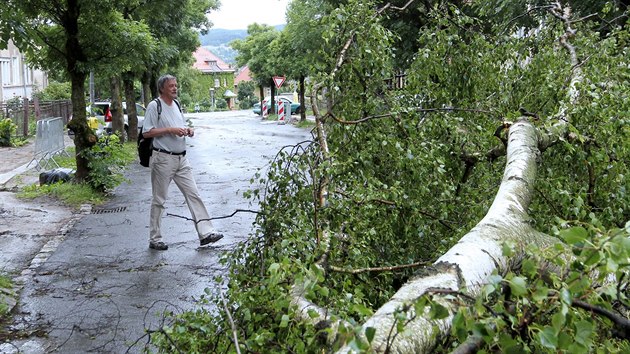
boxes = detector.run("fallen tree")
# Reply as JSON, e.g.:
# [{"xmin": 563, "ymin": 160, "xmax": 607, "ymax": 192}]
[{"xmin": 151, "ymin": 1, "xmax": 630, "ymax": 353}]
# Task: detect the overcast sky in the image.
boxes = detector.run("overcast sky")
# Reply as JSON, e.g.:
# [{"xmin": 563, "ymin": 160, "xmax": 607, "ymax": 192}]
[{"xmin": 207, "ymin": 0, "xmax": 291, "ymax": 30}]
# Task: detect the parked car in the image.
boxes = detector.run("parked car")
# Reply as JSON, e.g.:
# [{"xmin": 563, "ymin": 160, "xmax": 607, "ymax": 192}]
[
  {"xmin": 90, "ymin": 101, "xmax": 145, "ymax": 137},
  {"xmin": 253, "ymin": 96, "xmax": 301, "ymax": 115}
]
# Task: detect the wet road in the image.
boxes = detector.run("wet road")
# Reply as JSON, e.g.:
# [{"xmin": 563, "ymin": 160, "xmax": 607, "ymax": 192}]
[{"xmin": 7, "ymin": 110, "xmax": 312, "ymax": 353}]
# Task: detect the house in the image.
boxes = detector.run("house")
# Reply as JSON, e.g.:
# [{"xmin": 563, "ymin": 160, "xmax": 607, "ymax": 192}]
[
  {"xmin": 0, "ymin": 40, "xmax": 48, "ymax": 102},
  {"xmin": 192, "ymin": 47, "xmax": 236, "ymax": 109}
]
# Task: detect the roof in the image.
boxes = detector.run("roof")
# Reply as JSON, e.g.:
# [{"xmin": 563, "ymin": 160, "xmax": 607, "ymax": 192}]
[
  {"xmin": 234, "ymin": 66, "xmax": 252, "ymax": 85},
  {"xmin": 192, "ymin": 47, "xmax": 235, "ymax": 74}
]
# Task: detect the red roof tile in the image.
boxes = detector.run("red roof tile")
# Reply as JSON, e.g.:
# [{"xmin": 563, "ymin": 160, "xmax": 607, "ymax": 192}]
[
  {"xmin": 192, "ymin": 47, "xmax": 235, "ymax": 73},
  {"xmin": 234, "ymin": 66, "xmax": 252, "ymax": 84}
]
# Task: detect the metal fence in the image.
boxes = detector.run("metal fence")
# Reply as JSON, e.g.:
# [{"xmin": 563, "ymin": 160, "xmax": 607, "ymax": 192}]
[
  {"xmin": 28, "ymin": 117, "xmax": 70, "ymax": 170},
  {"xmin": 0, "ymin": 98, "xmax": 72, "ymax": 138}
]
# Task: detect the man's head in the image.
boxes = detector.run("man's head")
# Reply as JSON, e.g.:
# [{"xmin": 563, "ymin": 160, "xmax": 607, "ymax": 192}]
[{"xmin": 157, "ymin": 74, "xmax": 178, "ymax": 100}]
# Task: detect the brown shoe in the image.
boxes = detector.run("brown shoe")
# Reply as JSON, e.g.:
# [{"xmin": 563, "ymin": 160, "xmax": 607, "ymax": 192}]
[{"xmin": 200, "ymin": 232, "xmax": 224, "ymax": 246}]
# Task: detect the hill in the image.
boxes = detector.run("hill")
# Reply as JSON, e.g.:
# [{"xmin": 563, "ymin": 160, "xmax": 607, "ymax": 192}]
[{"xmin": 199, "ymin": 25, "xmax": 285, "ymax": 64}]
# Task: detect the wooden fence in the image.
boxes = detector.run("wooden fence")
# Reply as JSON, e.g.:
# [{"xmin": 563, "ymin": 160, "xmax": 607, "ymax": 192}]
[{"xmin": 0, "ymin": 98, "xmax": 72, "ymax": 138}]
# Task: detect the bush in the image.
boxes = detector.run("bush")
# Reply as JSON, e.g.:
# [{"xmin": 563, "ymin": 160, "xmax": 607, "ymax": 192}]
[
  {"xmin": 0, "ymin": 118, "xmax": 17, "ymax": 147},
  {"xmin": 33, "ymin": 81, "xmax": 71, "ymax": 101},
  {"xmin": 80, "ymin": 134, "xmax": 134, "ymax": 192}
]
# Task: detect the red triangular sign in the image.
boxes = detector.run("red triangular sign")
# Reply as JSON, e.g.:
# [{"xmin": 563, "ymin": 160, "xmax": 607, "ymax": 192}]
[{"xmin": 273, "ymin": 76, "xmax": 286, "ymax": 89}]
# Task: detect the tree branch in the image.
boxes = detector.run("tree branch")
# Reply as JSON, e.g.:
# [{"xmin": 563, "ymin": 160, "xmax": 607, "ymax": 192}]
[
  {"xmin": 219, "ymin": 291, "xmax": 242, "ymax": 354},
  {"xmin": 572, "ymin": 299, "xmax": 630, "ymax": 339},
  {"xmin": 329, "ymin": 261, "xmax": 430, "ymax": 274}
]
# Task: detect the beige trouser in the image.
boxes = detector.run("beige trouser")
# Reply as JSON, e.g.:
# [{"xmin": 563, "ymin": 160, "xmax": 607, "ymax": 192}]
[{"xmin": 149, "ymin": 151, "xmax": 214, "ymax": 243}]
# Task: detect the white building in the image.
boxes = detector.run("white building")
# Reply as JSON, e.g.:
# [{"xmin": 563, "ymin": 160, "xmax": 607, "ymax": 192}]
[{"xmin": 0, "ymin": 40, "xmax": 48, "ymax": 102}]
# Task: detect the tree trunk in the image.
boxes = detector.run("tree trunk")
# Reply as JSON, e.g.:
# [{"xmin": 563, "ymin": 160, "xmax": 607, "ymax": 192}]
[
  {"xmin": 299, "ymin": 75, "xmax": 306, "ymax": 121},
  {"xmin": 142, "ymin": 70, "xmax": 153, "ymax": 107},
  {"xmin": 67, "ymin": 71, "xmax": 94, "ymax": 182},
  {"xmin": 149, "ymin": 71, "xmax": 158, "ymax": 102},
  {"xmin": 259, "ymin": 85, "xmax": 265, "ymax": 117},
  {"xmin": 270, "ymin": 78, "xmax": 276, "ymax": 114},
  {"xmin": 109, "ymin": 76, "xmax": 125, "ymax": 142},
  {"xmin": 123, "ymin": 73, "xmax": 139, "ymax": 142}
]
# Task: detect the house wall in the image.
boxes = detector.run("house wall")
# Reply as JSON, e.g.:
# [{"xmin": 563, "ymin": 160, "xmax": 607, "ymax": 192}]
[
  {"xmin": 0, "ymin": 40, "xmax": 48, "ymax": 102},
  {"xmin": 197, "ymin": 71, "xmax": 235, "ymax": 106}
]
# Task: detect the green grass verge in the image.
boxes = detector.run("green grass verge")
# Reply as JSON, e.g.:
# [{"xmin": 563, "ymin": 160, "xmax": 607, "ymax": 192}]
[
  {"xmin": 0, "ymin": 274, "xmax": 13, "ymax": 318},
  {"xmin": 17, "ymin": 141, "xmax": 137, "ymax": 208}
]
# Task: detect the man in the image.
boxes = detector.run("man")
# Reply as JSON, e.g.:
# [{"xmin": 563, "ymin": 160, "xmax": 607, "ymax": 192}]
[{"xmin": 142, "ymin": 74, "xmax": 223, "ymax": 250}]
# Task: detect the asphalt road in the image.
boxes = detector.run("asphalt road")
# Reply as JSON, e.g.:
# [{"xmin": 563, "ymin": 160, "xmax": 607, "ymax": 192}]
[{"xmin": 2, "ymin": 110, "xmax": 312, "ymax": 353}]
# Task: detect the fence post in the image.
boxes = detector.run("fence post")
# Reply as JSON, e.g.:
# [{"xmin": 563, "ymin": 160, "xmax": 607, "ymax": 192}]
[
  {"xmin": 34, "ymin": 96, "xmax": 41, "ymax": 120},
  {"xmin": 23, "ymin": 98, "xmax": 29, "ymax": 136}
]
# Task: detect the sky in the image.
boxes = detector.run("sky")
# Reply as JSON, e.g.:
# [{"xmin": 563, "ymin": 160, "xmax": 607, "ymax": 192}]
[{"xmin": 207, "ymin": 0, "xmax": 292, "ymax": 30}]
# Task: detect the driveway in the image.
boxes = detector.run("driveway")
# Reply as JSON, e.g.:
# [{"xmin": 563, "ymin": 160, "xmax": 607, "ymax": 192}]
[{"xmin": 1, "ymin": 110, "xmax": 312, "ymax": 353}]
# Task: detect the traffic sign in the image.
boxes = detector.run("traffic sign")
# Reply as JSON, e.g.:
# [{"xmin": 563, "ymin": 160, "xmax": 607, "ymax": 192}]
[{"xmin": 273, "ymin": 76, "xmax": 286, "ymax": 89}]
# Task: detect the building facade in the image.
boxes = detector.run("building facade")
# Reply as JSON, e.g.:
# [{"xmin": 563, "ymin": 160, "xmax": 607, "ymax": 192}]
[
  {"xmin": 0, "ymin": 40, "xmax": 48, "ymax": 102},
  {"xmin": 192, "ymin": 47, "xmax": 236, "ymax": 109}
]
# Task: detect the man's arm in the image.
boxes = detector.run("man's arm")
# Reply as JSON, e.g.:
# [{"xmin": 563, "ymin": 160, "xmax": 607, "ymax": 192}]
[{"xmin": 143, "ymin": 127, "xmax": 191, "ymax": 138}]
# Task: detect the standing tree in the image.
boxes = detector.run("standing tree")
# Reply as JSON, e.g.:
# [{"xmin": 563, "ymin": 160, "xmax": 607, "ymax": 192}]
[
  {"xmin": 279, "ymin": 0, "xmax": 332, "ymax": 121},
  {"xmin": 232, "ymin": 24, "xmax": 281, "ymax": 115},
  {"xmin": 0, "ymin": 0, "xmax": 154, "ymax": 181}
]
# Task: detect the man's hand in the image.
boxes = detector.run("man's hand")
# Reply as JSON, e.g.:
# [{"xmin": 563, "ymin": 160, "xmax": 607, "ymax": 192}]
[{"xmin": 171, "ymin": 127, "xmax": 193, "ymax": 137}]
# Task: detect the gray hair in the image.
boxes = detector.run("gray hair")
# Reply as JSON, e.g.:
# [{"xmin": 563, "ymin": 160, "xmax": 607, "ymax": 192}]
[{"xmin": 157, "ymin": 74, "xmax": 177, "ymax": 94}]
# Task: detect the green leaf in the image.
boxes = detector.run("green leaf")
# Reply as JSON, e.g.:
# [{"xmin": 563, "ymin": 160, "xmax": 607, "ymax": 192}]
[
  {"xmin": 509, "ymin": 276, "xmax": 528, "ymax": 297},
  {"xmin": 538, "ymin": 327, "xmax": 558, "ymax": 349},
  {"xmin": 365, "ymin": 327, "xmax": 376, "ymax": 343},
  {"xmin": 279, "ymin": 314, "xmax": 290, "ymax": 328},
  {"xmin": 574, "ymin": 320, "xmax": 593, "ymax": 345},
  {"xmin": 429, "ymin": 303, "xmax": 449, "ymax": 319},
  {"xmin": 551, "ymin": 312, "xmax": 565, "ymax": 334},
  {"xmin": 559, "ymin": 226, "xmax": 588, "ymax": 245},
  {"xmin": 268, "ymin": 263, "xmax": 280, "ymax": 273}
]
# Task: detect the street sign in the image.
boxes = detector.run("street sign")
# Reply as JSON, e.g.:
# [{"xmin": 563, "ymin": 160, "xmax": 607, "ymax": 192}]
[{"xmin": 273, "ymin": 76, "xmax": 286, "ymax": 89}]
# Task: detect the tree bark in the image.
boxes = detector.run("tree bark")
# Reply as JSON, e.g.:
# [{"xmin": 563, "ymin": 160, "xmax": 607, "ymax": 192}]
[
  {"xmin": 142, "ymin": 70, "xmax": 153, "ymax": 106},
  {"xmin": 123, "ymin": 72, "xmax": 139, "ymax": 142},
  {"xmin": 109, "ymin": 76, "xmax": 125, "ymax": 142},
  {"xmin": 67, "ymin": 71, "xmax": 94, "ymax": 182},
  {"xmin": 299, "ymin": 75, "xmax": 306, "ymax": 121}
]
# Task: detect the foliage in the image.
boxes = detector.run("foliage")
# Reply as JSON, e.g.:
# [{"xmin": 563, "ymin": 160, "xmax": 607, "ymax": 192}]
[
  {"xmin": 431, "ymin": 221, "xmax": 630, "ymax": 353},
  {"xmin": 37, "ymin": 0, "xmax": 621, "ymax": 352},
  {"xmin": 33, "ymin": 81, "xmax": 72, "ymax": 101},
  {"xmin": 231, "ymin": 24, "xmax": 281, "ymax": 89},
  {"xmin": 18, "ymin": 181, "xmax": 106, "ymax": 208},
  {"xmin": 214, "ymin": 98, "xmax": 228, "ymax": 110},
  {"xmin": 17, "ymin": 142, "xmax": 135, "ymax": 205},
  {"xmin": 237, "ymin": 81, "xmax": 257, "ymax": 109},
  {"xmin": 80, "ymin": 135, "xmax": 135, "ymax": 192},
  {"xmin": 0, "ymin": 274, "xmax": 13, "ymax": 318},
  {"xmin": 0, "ymin": 118, "xmax": 17, "ymax": 147}
]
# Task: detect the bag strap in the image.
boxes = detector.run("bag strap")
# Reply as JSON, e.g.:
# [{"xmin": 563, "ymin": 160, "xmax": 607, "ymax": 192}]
[
  {"xmin": 154, "ymin": 98, "xmax": 182, "ymax": 119},
  {"xmin": 154, "ymin": 98, "xmax": 161, "ymax": 120}
]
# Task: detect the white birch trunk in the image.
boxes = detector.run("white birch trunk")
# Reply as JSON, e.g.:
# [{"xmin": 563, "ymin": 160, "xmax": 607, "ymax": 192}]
[{"xmin": 336, "ymin": 120, "xmax": 557, "ymax": 353}]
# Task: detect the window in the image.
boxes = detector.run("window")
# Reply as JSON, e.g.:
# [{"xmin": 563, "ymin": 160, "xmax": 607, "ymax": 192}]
[
  {"xmin": 12, "ymin": 57, "xmax": 21, "ymax": 85},
  {"xmin": 223, "ymin": 78, "xmax": 227, "ymax": 87},
  {"xmin": 24, "ymin": 66, "xmax": 32, "ymax": 85},
  {"xmin": 0, "ymin": 59, "xmax": 10, "ymax": 86},
  {"xmin": 214, "ymin": 79, "xmax": 220, "ymax": 88}
]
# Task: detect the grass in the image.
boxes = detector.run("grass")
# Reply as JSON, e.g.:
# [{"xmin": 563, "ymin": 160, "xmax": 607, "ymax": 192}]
[
  {"xmin": 0, "ymin": 274, "xmax": 13, "ymax": 318},
  {"xmin": 16, "ymin": 141, "xmax": 137, "ymax": 208},
  {"xmin": 19, "ymin": 182, "xmax": 106, "ymax": 207},
  {"xmin": 294, "ymin": 119, "xmax": 315, "ymax": 129}
]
